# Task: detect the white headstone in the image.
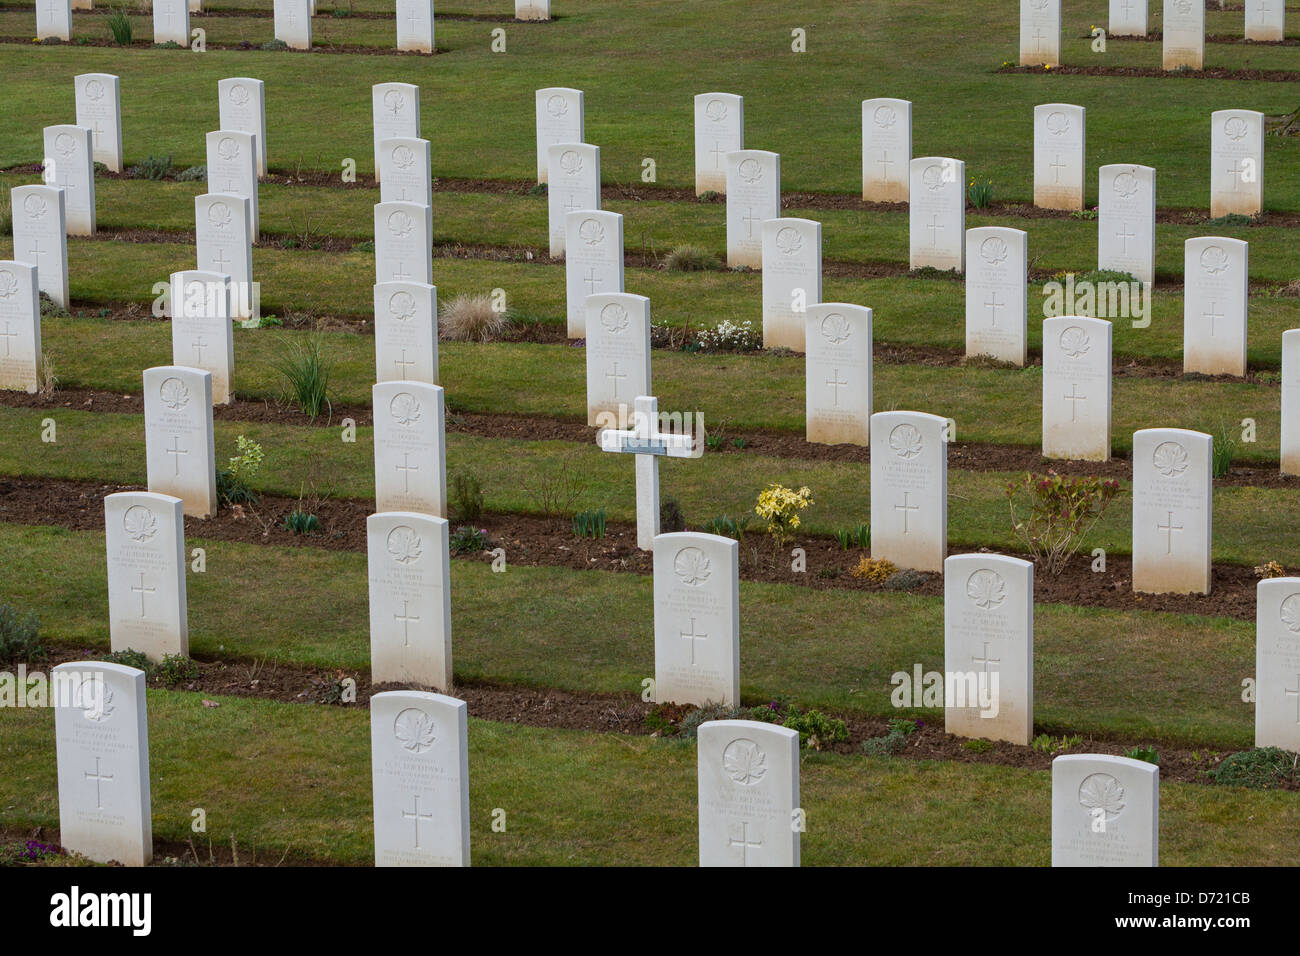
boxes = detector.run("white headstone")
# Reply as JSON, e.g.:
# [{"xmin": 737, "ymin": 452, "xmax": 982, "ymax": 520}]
[
  {"xmin": 206, "ymin": 130, "xmax": 259, "ymax": 238},
  {"xmin": 515, "ymin": 0, "xmax": 549, "ymax": 20},
  {"xmin": 909, "ymin": 157, "xmax": 964, "ymax": 272},
  {"xmin": 273, "ymin": 0, "xmax": 311, "ymax": 49},
  {"xmin": 653, "ymin": 531, "xmax": 739, "ymax": 708},
  {"xmin": 725, "ymin": 150, "xmax": 780, "ymax": 269},
  {"xmin": 585, "ymin": 292, "xmax": 650, "ymax": 427},
  {"xmin": 169, "ymin": 271, "xmax": 234, "ymax": 404},
  {"xmin": 75, "ymin": 74, "xmax": 123, "ymax": 174},
  {"xmin": 694, "ymin": 93, "xmax": 743, "ymax": 196},
  {"xmin": 0, "ymin": 261, "xmax": 41, "ymax": 393},
  {"xmin": 375, "ymin": 281, "xmax": 438, "ymax": 386},
  {"xmin": 42, "ymin": 125, "xmax": 95, "ymax": 236},
  {"xmin": 1052, "ymin": 754, "xmax": 1158, "ymax": 866},
  {"xmin": 1163, "ymin": 0, "xmax": 1204, "ymax": 69},
  {"xmin": 378, "ymin": 137, "xmax": 433, "ymax": 207},
  {"xmin": 943, "ymin": 553, "xmax": 1033, "ymax": 746},
  {"xmin": 1033, "ymin": 103, "xmax": 1085, "ymax": 211},
  {"xmin": 104, "ymin": 491, "xmax": 188, "ymax": 659},
  {"xmin": 1246, "ymin": 0, "xmax": 1285, "ymax": 41},
  {"xmin": 861, "ymin": 98, "xmax": 911, "ymax": 203},
  {"xmin": 547, "ymin": 143, "xmax": 600, "ymax": 257},
  {"xmin": 195, "ymin": 194, "xmax": 253, "ymax": 319},
  {"xmin": 1131, "ymin": 427, "xmax": 1212, "ymax": 595},
  {"xmin": 964, "ymin": 226, "xmax": 1027, "ymax": 365},
  {"xmin": 373, "ymin": 381, "xmax": 446, "ymax": 517},
  {"xmin": 396, "ymin": 0, "xmax": 434, "ymax": 53},
  {"xmin": 1020, "ymin": 0, "xmax": 1061, "ymax": 65},
  {"xmin": 1256, "ymin": 579, "xmax": 1300, "ymax": 750},
  {"xmin": 1109, "ymin": 0, "xmax": 1147, "ymax": 35},
  {"xmin": 564, "ymin": 210, "xmax": 623, "ymax": 338},
  {"xmin": 375, "ymin": 201, "xmax": 434, "ymax": 286},
  {"xmin": 761, "ymin": 218, "xmax": 821, "ymax": 351},
  {"xmin": 1183, "ymin": 237, "xmax": 1248, "ymax": 377},
  {"xmin": 370, "ymin": 690, "xmax": 469, "ymax": 867},
  {"xmin": 1210, "ymin": 109, "xmax": 1264, "ymax": 219},
  {"xmin": 54, "ymin": 661, "xmax": 152, "ymax": 866},
  {"xmin": 368, "ymin": 513, "xmax": 451, "ymax": 689},
  {"xmin": 153, "ymin": 0, "xmax": 189, "ymax": 45},
  {"xmin": 697, "ymin": 720, "xmax": 798, "ymax": 867},
  {"xmin": 870, "ymin": 410, "xmax": 948, "ymax": 572},
  {"xmin": 11, "ymin": 185, "xmax": 69, "ymax": 309},
  {"xmin": 36, "ymin": 0, "xmax": 71, "ymax": 39},
  {"xmin": 1098, "ymin": 164, "xmax": 1155, "ymax": 284},
  {"xmin": 535, "ymin": 87, "xmax": 584, "ymax": 183},
  {"xmin": 218, "ymin": 78, "xmax": 268, "ymax": 178},
  {"xmin": 372, "ymin": 83, "xmax": 421, "ymax": 183},
  {"xmin": 1283, "ymin": 329, "xmax": 1300, "ymax": 476},
  {"xmin": 143, "ymin": 365, "xmax": 217, "ymax": 518},
  {"xmin": 1041, "ymin": 316, "xmax": 1112, "ymax": 461},
  {"xmin": 805, "ymin": 303, "xmax": 871, "ymax": 447}
]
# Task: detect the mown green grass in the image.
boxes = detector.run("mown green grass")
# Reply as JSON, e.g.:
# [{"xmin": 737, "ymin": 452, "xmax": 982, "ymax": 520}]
[
  {"xmin": 1, "ymin": 0, "xmax": 1297, "ymax": 205},
  {"xmin": 0, "ymin": 521, "xmax": 1262, "ymax": 745},
  {"xmin": 0, "ymin": 687, "xmax": 1292, "ymax": 865},
  {"xmin": 22, "ymin": 311, "xmax": 1292, "ymax": 459},
  {"xmin": 0, "ymin": 404, "xmax": 1294, "ymax": 565}
]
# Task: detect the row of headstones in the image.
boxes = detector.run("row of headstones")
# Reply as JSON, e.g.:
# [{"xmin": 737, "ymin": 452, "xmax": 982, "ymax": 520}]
[
  {"xmin": 1020, "ymin": 0, "xmax": 1287, "ymax": 67},
  {"xmin": 35, "ymin": 0, "xmax": 553, "ymax": 46}
]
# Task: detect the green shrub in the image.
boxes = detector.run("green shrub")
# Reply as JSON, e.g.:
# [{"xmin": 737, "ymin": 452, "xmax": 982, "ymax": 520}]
[
  {"xmin": 663, "ymin": 244, "xmax": 717, "ymax": 271},
  {"xmin": 128, "ymin": 153, "xmax": 173, "ymax": 181},
  {"xmin": 154, "ymin": 654, "xmax": 199, "ymax": 686},
  {"xmin": 100, "ymin": 649, "xmax": 151, "ymax": 671},
  {"xmin": 1006, "ymin": 470, "xmax": 1121, "ymax": 574},
  {"xmin": 528, "ymin": 182, "xmax": 548, "ymax": 196},
  {"xmin": 275, "ymin": 335, "xmax": 333, "ymax": 421},
  {"xmin": 449, "ymin": 525, "xmax": 489, "ymax": 554},
  {"xmin": 1204, "ymin": 213, "xmax": 1253, "ymax": 228},
  {"xmin": 38, "ymin": 292, "xmax": 70, "ymax": 318},
  {"xmin": 1207, "ymin": 748, "xmax": 1298, "ymax": 789},
  {"xmin": 862, "ymin": 731, "xmax": 908, "ymax": 756},
  {"xmin": 697, "ymin": 190, "xmax": 722, "ymax": 202},
  {"xmin": 261, "ymin": 38, "xmax": 289, "ymax": 50},
  {"xmin": 1212, "ymin": 422, "xmax": 1236, "ymax": 479},
  {"xmin": 782, "ymin": 708, "xmax": 848, "ymax": 751},
  {"xmin": 175, "ymin": 165, "xmax": 207, "ymax": 182},
  {"xmin": 678, "ymin": 702, "xmax": 744, "ymax": 739},
  {"xmin": 353, "ymin": 240, "xmax": 375, "ymax": 252},
  {"xmin": 572, "ymin": 509, "xmax": 607, "ymax": 539},
  {"xmin": 660, "ymin": 496, "xmax": 686, "ymax": 533},
  {"xmin": 153, "ymin": 40, "xmax": 182, "ymax": 49},
  {"xmin": 702, "ymin": 513, "xmax": 750, "ymax": 541},
  {"xmin": 1032, "ymin": 733, "xmax": 1083, "ymax": 755},
  {"xmin": 834, "ymin": 522, "xmax": 870, "ymax": 550},
  {"xmin": 967, "ymin": 179, "xmax": 993, "ymax": 208},
  {"xmin": 449, "ymin": 471, "xmax": 484, "ymax": 522},
  {"xmin": 0, "ymin": 605, "xmax": 44, "ymax": 662},
  {"xmin": 884, "ymin": 569, "xmax": 928, "ymax": 591},
  {"xmin": 963, "ymin": 738, "xmax": 994, "ymax": 753},
  {"xmin": 283, "ymin": 510, "xmax": 320, "ymax": 534},
  {"xmin": 216, "ymin": 435, "xmax": 264, "ymax": 507},
  {"xmin": 106, "ymin": 9, "xmax": 133, "ymax": 44}
]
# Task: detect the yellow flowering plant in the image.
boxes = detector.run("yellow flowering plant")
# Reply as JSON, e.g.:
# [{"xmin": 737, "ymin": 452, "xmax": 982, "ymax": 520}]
[{"xmin": 754, "ymin": 483, "xmax": 814, "ymax": 549}]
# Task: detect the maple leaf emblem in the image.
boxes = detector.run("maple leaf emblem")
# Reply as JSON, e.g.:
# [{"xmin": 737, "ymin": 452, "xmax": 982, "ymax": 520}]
[
  {"xmin": 388, "ymin": 291, "xmax": 416, "ymax": 321},
  {"xmin": 1223, "ymin": 117, "xmax": 1247, "ymax": 142},
  {"xmin": 673, "ymin": 547, "xmax": 711, "ymax": 586},
  {"xmin": 86, "ymin": 80, "xmax": 105, "ymax": 101},
  {"xmin": 23, "ymin": 195, "xmax": 47, "ymax": 220},
  {"xmin": 1280, "ymin": 594, "xmax": 1300, "ymax": 633},
  {"xmin": 122, "ymin": 505, "xmax": 158, "ymax": 542},
  {"xmin": 386, "ymin": 525, "xmax": 423, "ymax": 564},
  {"xmin": 578, "ymin": 218, "xmax": 605, "ymax": 246},
  {"xmin": 229, "ymin": 84, "xmax": 250, "ymax": 106},
  {"xmin": 722, "ymin": 738, "xmax": 768, "ymax": 786},
  {"xmin": 207, "ymin": 201, "xmax": 233, "ymax": 229},
  {"xmin": 391, "ymin": 145, "xmax": 415, "ymax": 170},
  {"xmin": 1199, "ymin": 246, "xmax": 1229, "ymax": 276},
  {"xmin": 1151, "ymin": 441, "xmax": 1189, "ymax": 479},
  {"xmin": 922, "ymin": 164, "xmax": 946, "ymax": 191},
  {"xmin": 384, "ymin": 90, "xmax": 407, "ymax": 115},
  {"xmin": 738, "ymin": 158, "xmax": 763, "ymax": 184},
  {"xmin": 1046, "ymin": 111, "xmax": 1069, "ymax": 136},
  {"xmin": 1112, "ymin": 171, "xmax": 1140, "ymax": 199},
  {"xmin": 1059, "ymin": 326, "xmax": 1091, "ymax": 358},
  {"xmin": 159, "ymin": 377, "xmax": 190, "ymax": 410},
  {"xmin": 872, "ymin": 106, "xmax": 896, "ymax": 129},
  {"xmin": 217, "ymin": 137, "xmax": 240, "ymax": 162},
  {"xmin": 559, "ymin": 150, "xmax": 583, "ymax": 176},
  {"xmin": 706, "ymin": 99, "xmax": 728, "ymax": 123},
  {"xmin": 889, "ymin": 423, "xmax": 923, "ymax": 459},
  {"xmin": 54, "ymin": 134, "xmax": 76, "ymax": 158},
  {"xmin": 599, "ymin": 302, "xmax": 629, "ymax": 334},
  {"xmin": 546, "ymin": 94, "xmax": 569, "ymax": 118},
  {"xmin": 820, "ymin": 312, "xmax": 852, "ymax": 345},
  {"xmin": 774, "ymin": 227, "xmax": 803, "ymax": 256},
  {"xmin": 966, "ymin": 569, "xmax": 1006, "ymax": 610},
  {"xmin": 79, "ymin": 681, "xmax": 115, "ymax": 722},
  {"xmin": 393, "ymin": 708, "xmax": 437, "ymax": 753},
  {"xmin": 979, "ymin": 236, "xmax": 1009, "ymax": 266},
  {"xmin": 1078, "ymin": 772, "xmax": 1126, "ymax": 822},
  {"xmin": 387, "ymin": 211, "xmax": 414, "ymax": 238},
  {"xmin": 0, "ymin": 271, "xmax": 18, "ymax": 299},
  {"xmin": 389, "ymin": 392, "xmax": 422, "ymax": 425}
]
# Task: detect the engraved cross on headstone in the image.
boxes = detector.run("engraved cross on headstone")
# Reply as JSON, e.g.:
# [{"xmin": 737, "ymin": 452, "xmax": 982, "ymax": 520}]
[
  {"xmin": 1158, "ymin": 510, "xmax": 1183, "ymax": 554},
  {"xmin": 742, "ymin": 207, "xmax": 761, "ymax": 239},
  {"xmin": 0, "ymin": 322, "xmax": 18, "ymax": 357},
  {"xmin": 584, "ymin": 267, "xmax": 601, "ymax": 294},
  {"xmin": 393, "ymin": 260, "xmax": 412, "ymax": 282},
  {"xmin": 1064, "ymin": 384, "xmax": 1087, "ymax": 422},
  {"xmin": 1116, "ymin": 223, "xmax": 1136, "ymax": 255},
  {"xmin": 877, "ymin": 149, "xmax": 895, "ymax": 183},
  {"xmin": 1285, "ymin": 674, "xmax": 1300, "ymax": 723},
  {"xmin": 402, "ymin": 793, "xmax": 434, "ymax": 849},
  {"xmin": 984, "ymin": 292, "xmax": 1003, "ymax": 328},
  {"xmin": 211, "ymin": 247, "xmax": 231, "ymax": 272},
  {"xmin": 394, "ymin": 349, "xmax": 416, "ymax": 380},
  {"xmin": 895, "ymin": 491, "xmax": 919, "ymax": 533},
  {"xmin": 166, "ymin": 435, "xmax": 189, "ymax": 476},
  {"xmin": 132, "ymin": 571, "xmax": 155, "ymax": 617},
  {"xmin": 728, "ymin": 820, "xmax": 762, "ymax": 866},
  {"xmin": 826, "ymin": 368, "xmax": 848, "ymax": 406},
  {"xmin": 1226, "ymin": 160, "xmax": 1246, "ymax": 191},
  {"xmin": 680, "ymin": 616, "xmax": 708, "ymax": 665},
  {"xmin": 191, "ymin": 336, "xmax": 208, "ymax": 364},
  {"xmin": 394, "ymin": 599, "xmax": 420, "ymax": 647},
  {"xmin": 709, "ymin": 141, "xmax": 726, "ymax": 169},
  {"xmin": 396, "ymin": 452, "xmax": 420, "ymax": 493},
  {"xmin": 972, "ymin": 640, "xmax": 1001, "ymax": 676},
  {"xmin": 85, "ymin": 756, "xmax": 114, "ymax": 810},
  {"xmin": 927, "ymin": 215, "xmax": 943, "ymax": 247},
  {"xmin": 606, "ymin": 361, "xmax": 627, "ymax": 398},
  {"xmin": 1204, "ymin": 301, "xmax": 1224, "ymax": 336},
  {"xmin": 1050, "ymin": 154, "xmax": 1067, "ymax": 184}
]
